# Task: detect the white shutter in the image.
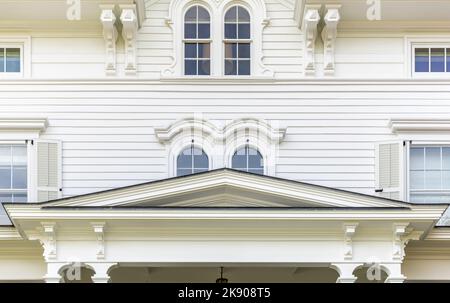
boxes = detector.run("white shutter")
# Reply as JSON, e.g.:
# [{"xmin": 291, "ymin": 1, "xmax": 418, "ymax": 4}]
[
  {"xmin": 375, "ymin": 141, "xmax": 405, "ymax": 201},
  {"xmin": 36, "ymin": 140, "xmax": 62, "ymax": 202}
]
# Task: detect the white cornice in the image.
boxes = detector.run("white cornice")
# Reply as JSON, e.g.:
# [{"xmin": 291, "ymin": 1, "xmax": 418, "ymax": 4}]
[
  {"xmin": 390, "ymin": 119, "xmax": 450, "ymax": 133},
  {"xmin": 0, "ymin": 227, "xmax": 22, "ymax": 240},
  {"xmin": 0, "ymin": 118, "xmax": 48, "ymax": 132}
]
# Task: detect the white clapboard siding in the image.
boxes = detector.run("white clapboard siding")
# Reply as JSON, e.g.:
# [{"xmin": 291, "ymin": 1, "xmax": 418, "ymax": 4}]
[
  {"xmin": 374, "ymin": 141, "xmax": 405, "ymax": 201},
  {"xmin": 37, "ymin": 140, "xmax": 62, "ymax": 202}
]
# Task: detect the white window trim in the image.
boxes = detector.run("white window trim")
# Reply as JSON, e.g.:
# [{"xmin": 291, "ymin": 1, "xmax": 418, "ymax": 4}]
[
  {"xmin": 0, "ymin": 118, "xmax": 48, "ymax": 202},
  {"xmin": 162, "ymin": 0, "xmax": 273, "ymax": 78},
  {"xmin": 405, "ymin": 36, "xmax": 450, "ymax": 78},
  {"xmin": 0, "ymin": 141, "xmax": 30, "ymax": 203},
  {"xmin": 0, "ymin": 37, "xmax": 31, "ymax": 79},
  {"xmin": 406, "ymin": 141, "xmax": 450, "ymax": 203}
]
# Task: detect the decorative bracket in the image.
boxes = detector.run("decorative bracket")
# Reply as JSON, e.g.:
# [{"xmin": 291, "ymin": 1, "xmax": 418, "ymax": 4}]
[
  {"xmin": 92, "ymin": 222, "xmax": 106, "ymax": 260},
  {"xmin": 302, "ymin": 7, "xmax": 320, "ymax": 76},
  {"xmin": 120, "ymin": 5, "xmax": 139, "ymax": 75},
  {"xmin": 321, "ymin": 6, "xmax": 341, "ymax": 76},
  {"xmin": 343, "ymin": 223, "xmax": 358, "ymax": 260},
  {"xmin": 392, "ymin": 223, "xmax": 422, "ymax": 261},
  {"xmin": 100, "ymin": 5, "xmax": 118, "ymax": 75},
  {"xmin": 41, "ymin": 222, "xmax": 57, "ymax": 260}
]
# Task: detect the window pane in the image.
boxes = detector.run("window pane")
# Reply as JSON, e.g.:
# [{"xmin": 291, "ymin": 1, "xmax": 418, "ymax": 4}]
[
  {"xmin": 238, "ymin": 60, "xmax": 250, "ymax": 75},
  {"xmin": 431, "ymin": 48, "xmax": 445, "ymax": 72},
  {"xmin": 425, "ymin": 170, "xmax": 441, "ymax": 189},
  {"xmin": 238, "ymin": 24, "xmax": 250, "ymax": 39},
  {"xmin": 12, "ymin": 145, "xmax": 26, "ymax": 165},
  {"xmin": 232, "ymin": 148, "xmax": 247, "ymax": 168},
  {"xmin": 225, "ymin": 24, "xmax": 237, "ymax": 39},
  {"xmin": 13, "ymin": 193, "xmax": 27, "ymax": 203},
  {"xmin": 12, "ymin": 166, "xmax": 27, "ymax": 189},
  {"xmin": 0, "ymin": 193, "xmax": 13, "ymax": 203},
  {"xmin": 415, "ymin": 48, "xmax": 429, "ymax": 72},
  {"xmin": 443, "ymin": 170, "xmax": 450, "ymax": 189},
  {"xmin": 177, "ymin": 149, "xmax": 192, "ymax": 168},
  {"xmin": 248, "ymin": 149, "xmax": 263, "ymax": 169},
  {"xmin": 447, "ymin": 49, "xmax": 450, "ymax": 72},
  {"xmin": 185, "ymin": 7, "xmax": 197, "ymax": 22},
  {"xmin": 225, "ymin": 6, "xmax": 237, "ymax": 22},
  {"xmin": 177, "ymin": 168, "xmax": 192, "ymax": 177},
  {"xmin": 197, "ymin": 7, "xmax": 210, "ymax": 22},
  {"xmin": 443, "ymin": 147, "xmax": 450, "ymax": 169},
  {"xmin": 198, "ymin": 44, "xmax": 210, "ymax": 59},
  {"xmin": 184, "ymin": 24, "xmax": 197, "ymax": 39},
  {"xmin": 224, "ymin": 43, "xmax": 237, "ymax": 59},
  {"xmin": 410, "ymin": 148, "xmax": 424, "ymax": 170},
  {"xmin": 238, "ymin": 43, "xmax": 250, "ymax": 58},
  {"xmin": 6, "ymin": 48, "xmax": 20, "ymax": 72},
  {"xmin": 225, "ymin": 59, "xmax": 237, "ymax": 75},
  {"xmin": 410, "ymin": 170, "xmax": 424, "ymax": 190},
  {"xmin": 185, "ymin": 43, "xmax": 197, "ymax": 58},
  {"xmin": 238, "ymin": 7, "xmax": 250, "ymax": 22},
  {"xmin": 0, "ymin": 166, "xmax": 11, "ymax": 189},
  {"xmin": 198, "ymin": 60, "xmax": 210, "ymax": 75},
  {"xmin": 248, "ymin": 169, "xmax": 264, "ymax": 175},
  {"xmin": 0, "ymin": 48, "xmax": 3, "ymax": 72},
  {"xmin": 193, "ymin": 150, "xmax": 208, "ymax": 168},
  {"xmin": 0, "ymin": 146, "xmax": 10, "ymax": 166},
  {"xmin": 184, "ymin": 60, "xmax": 197, "ymax": 75},
  {"xmin": 425, "ymin": 147, "xmax": 441, "ymax": 170},
  {"xmin": 198, "ymin": 24, "xmax": 210, "ymax": 39}
]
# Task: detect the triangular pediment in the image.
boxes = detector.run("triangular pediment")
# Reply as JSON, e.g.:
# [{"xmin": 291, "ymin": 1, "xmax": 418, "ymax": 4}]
[{"xmin": 37, "ymin": 169, "xmax": 412, "ymax": 209}]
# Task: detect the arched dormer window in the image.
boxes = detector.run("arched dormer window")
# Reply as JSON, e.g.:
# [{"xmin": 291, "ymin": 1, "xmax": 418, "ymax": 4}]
[
  {"xmin": 184, "ymin": 5, "xmax": 211, "ymax": 75},
  {"xmin": 232, "ymin": 145, "xmax": 264, "ymax": 174},
  {"xmin": 177, "ymin": 145, "xmax": 209, "ymax": 176},
  {"xmin": 224, "ymin": 6, "xmax": 251, "ymax": 75}
]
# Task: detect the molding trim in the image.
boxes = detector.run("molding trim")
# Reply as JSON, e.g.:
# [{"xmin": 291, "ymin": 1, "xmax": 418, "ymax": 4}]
[
  {"xmin": 100, "ymin": 6, "xmax": 119, "ymax": 76},
  {"xmin": 391, "ymin": 119, "xmax": 450, "ymax": 132},
  {"xmin": 321, "ymin": 5, "xmax": 341, "ymax": 76},
  {"xmin": 0, "ymin": 118, "xmax": 48, "ymax": 132},
  {"xmin": 41, "ymin": 222, "xmax": 57, "ymax": 260}
]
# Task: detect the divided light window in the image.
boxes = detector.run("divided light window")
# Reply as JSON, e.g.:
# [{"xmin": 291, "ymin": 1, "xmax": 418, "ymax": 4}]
[
  {"xmin": 0, "ymin": 145, "xmax": 27, "ymax": 203},
  {"xmin": 414, "ymin": 47, "xmax": 450, "ymax": 73},
  {"xmin": 224, "ymin": 6, "xmax": 251, "ymax": 75},
  {"xmin": 410, "ymin": 146, "xmax": 450, "ymax": 203},
  {"xmin": 184, "ymin": 6, "xmax": 211, "ymax": 75},
  {"xmin": 0, "ymin": 48, "xmax": 21, "ymax": 73}
]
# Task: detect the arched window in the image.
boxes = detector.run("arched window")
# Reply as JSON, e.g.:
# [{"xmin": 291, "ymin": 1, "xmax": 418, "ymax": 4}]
[
  {"xmin": 184, "ymin": 5, "xmax": 211, "ymax": 75},
  {"xmin": 232, "ymin": 146, "xmax": 263, "ymax": 174},
  {"xmin": 177, "ymin": 145, "xmax": 209, "ymax": 176},
  {"xmin": 224, "ymin": 6, "xmax": 251, "ymax": 75}
]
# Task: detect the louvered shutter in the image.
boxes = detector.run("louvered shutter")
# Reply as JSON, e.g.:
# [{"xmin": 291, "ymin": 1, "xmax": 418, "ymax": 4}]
[
  {"xmin": 375, "ymin": 141, "xmax": 405, "ymax": 200},
  {"xmin": 36, "ymin": 140, "xmax": 61, "ymax": 202}
]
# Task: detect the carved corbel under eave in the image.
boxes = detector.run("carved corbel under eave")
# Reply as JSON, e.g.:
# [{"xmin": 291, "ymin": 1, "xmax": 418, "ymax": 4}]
[
  {"xmin": 41, "ymin": 222, "xmax": 57, "ymax": 260},
  {"xmin": 392, "ymin": 223, "xmax": 423, "ymax": 261},
  {"xmin": 302, "ymin": 7, "xmax": 320, "ymax": 76},
  {"xmin": 100, "ymin": 6, "xmax": 118, "ymax": 75},
  {"xmin": 92, "ymin": 222, "xmax": 106, "ymax": 260},
  {"xmin": 120, "ymin": 5, "xmax": 139, "ymax": 75},
  {"xmin": 321, "ymin": 6, "xmax": 341, "ymax": 76},
  {"xmin": 343, "ymin": 223, "xmax": 358, "ymax": 260}
]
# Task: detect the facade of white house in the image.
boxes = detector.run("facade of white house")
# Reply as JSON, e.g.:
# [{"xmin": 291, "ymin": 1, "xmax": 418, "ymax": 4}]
[{"xmin": 1, "ymin": 0, "xmax": 450, "ymax": 283}]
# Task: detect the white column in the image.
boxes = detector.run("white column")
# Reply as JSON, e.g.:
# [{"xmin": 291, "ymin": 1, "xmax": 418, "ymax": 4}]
[
  {"xmin": 331, "ymin": 263, "xmax": 363, "ymax": 283},
  {"xmin": 383, "ymin": 264, "xmax": 406, "ymax": 283},
  {"xmin": 87, "ymin": 262, "xmax": 117, "ymax": 283}
]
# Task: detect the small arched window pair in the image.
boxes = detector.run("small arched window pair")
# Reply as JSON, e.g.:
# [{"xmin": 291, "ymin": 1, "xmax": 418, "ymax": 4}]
[
  {"xmin": 176, "ymin": 145, "xmax": 263, "ymax": 176},
  {"xmin": 183, "ymin": 5, "xmax": 251, "ymax": 76}
]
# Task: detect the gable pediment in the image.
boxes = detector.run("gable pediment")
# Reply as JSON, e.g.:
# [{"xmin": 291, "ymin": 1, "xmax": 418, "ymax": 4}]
[{"xmin": 36, "ymin": 169, "xmax": 411, "ymax": 209}]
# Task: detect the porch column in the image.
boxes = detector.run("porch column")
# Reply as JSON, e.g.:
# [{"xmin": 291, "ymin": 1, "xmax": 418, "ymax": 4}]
[
  {"xmin": 87, "ymin": 262, "xmax": 117, "ymax": 283},
  {"xmin": 331, "ymin": 263, "xmax": 363, "ymax": 283},
  {"xmin": 383, "ymin": 264, "xmax": 406, "ymax": 283}
]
